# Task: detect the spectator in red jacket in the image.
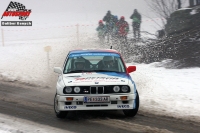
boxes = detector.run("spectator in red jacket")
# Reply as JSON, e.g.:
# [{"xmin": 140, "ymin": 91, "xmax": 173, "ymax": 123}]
[{"xmin": 116, "ymin": 16, "xmax": 129, "ymax": 42}]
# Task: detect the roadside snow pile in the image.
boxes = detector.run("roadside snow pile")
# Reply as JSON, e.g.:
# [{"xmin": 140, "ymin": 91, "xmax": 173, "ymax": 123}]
[
  {"xmin": 190, "ymin": 9, "xmax": 198, "ymax": 15},
  {"xmin": 0, "ymin": 113, "xmax": 73, "ymax": 133},
  {"xmin": 129, "ymin": 62, "xmax": 200, "ymax": 122}
]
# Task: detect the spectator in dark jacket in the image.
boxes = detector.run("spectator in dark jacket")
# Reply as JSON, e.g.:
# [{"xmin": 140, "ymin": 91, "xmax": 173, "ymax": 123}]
[
  {"xmin": 103, "ymin": 10, "xmax": 115, "ymax": 42},
  {"xmin": 130, "ymin": 9, "xmax": 141, "ymax": 39},
  {"xmin": 103, "ymin": 10, "xmax": 115, "ymax": 32}
]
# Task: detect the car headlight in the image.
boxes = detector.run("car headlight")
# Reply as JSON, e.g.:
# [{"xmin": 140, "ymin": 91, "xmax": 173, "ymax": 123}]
[
  {"xmin": 121, "ymin": 86, "xmax": 129, "ymax": 93},
  {"xmin": 64, "ymin": 87, "xmax": 72, "ymax": 93},
  {"xmin": 74, "ymin": 87, "xmax": 81, "ymax": 93},
  {"xmin": 113, "ymin": 86, "xmax": 120, "ymax": 92}
]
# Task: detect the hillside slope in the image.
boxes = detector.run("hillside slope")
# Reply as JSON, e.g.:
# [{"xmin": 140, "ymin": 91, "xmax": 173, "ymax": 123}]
[{"xmin": 129, "ymin": 25, "xmax": 200, "ymax": 68}]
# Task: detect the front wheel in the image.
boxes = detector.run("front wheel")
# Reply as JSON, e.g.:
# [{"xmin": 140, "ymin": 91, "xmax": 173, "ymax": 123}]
[
  {"xmin": 54, "ymin": 93, "xmax": 68, "ymax": 118},
  {"xmin": 123, "ymin": 90, "xmax": 139, "ymax": 117}
]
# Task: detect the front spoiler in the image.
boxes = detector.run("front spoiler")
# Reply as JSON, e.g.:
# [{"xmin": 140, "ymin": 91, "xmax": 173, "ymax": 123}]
[{"xmin": 56, "ymin": 94, "xmax": 137, "ymax": 111}]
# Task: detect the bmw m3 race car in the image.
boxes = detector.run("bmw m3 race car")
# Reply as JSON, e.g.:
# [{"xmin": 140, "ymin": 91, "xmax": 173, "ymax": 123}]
[{"xmin": 53, "ymin": 48, "xmax": 139, "ymax": 118}]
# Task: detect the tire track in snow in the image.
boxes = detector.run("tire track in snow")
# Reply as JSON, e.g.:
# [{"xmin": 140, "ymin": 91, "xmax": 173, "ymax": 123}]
[{"xmin": 89, "ymin": 118, "xmax": 173, "ymax": 133}]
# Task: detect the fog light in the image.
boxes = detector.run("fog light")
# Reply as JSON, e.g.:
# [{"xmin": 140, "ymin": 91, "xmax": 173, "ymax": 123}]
[
  {"xmin": 66, "ymin": 97, "xmax": 73, "ymax": 101},
  {"xmin": 120, "ymin": 96, "xmax": 128, "ymax": 100}
]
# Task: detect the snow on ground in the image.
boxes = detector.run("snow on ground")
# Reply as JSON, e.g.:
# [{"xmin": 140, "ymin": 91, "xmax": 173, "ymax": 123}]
[
  {"xmin": 0, "ymin": 113, "xmax": 73, "ymax": 133},
  {"xmin": 128, "ymin": 62, "xmax": 200, "ymax": 122},
  {"xmin": 0, "ymin": 38, "xmax": 99, "ymax": 87},
  {"xmin": 0, "ymin": 14, "xmax": 200, "ymax": 133}
]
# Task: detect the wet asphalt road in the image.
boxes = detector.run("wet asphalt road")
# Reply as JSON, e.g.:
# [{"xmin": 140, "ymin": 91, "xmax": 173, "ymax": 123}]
[{"xmin": 0, "ymin": 81, "xmax": 200, "ymax": 133}]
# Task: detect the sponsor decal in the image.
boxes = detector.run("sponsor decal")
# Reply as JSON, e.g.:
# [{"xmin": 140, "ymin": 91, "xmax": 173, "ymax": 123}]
[
  {"xmin": 65, "ymin": 106, "xmax": 77, "ymax": 109},
  {"xmin": 73, "ymin": 77, "xmax": 121, "ymax": 83},
  {"xmin": 117, "ymin": 105, "xmax": 130, "ymax": 108},
  {"xmin": 69, "ymin": 53, "xmax": 120, "ymax": 57},
  {"xmin": 121, "ymin": 80, "xmax": 125, "ymax": 82},
  {"xmin": 68, "ymin": 81, "xmax": 72, "ymax": 83},
  {"xmin": 96, "ymin": 72, "xmax": 129, "ymax": 79},
  {"xmin": 95, "ymin": 82, "xmax": 99, "ymax": 84},
  {"xmin": 75, "ymin": 77, "xmax": 119, "ymax": 81}
]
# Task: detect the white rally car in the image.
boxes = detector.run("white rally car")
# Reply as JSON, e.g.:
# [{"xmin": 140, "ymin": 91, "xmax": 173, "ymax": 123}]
[{"xmin": 54, "ymin": 49, "xmax": 139, "ymax": 118}]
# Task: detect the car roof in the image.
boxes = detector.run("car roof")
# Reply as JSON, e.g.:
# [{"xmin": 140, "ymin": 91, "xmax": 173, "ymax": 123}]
[{"xmin": 69, "ymin": 48, "xmax": 120, "ymax": 54}]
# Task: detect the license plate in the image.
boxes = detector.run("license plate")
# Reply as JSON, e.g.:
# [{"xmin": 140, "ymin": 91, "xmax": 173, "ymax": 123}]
[{"xmin": 84, "ymin": 96, "xmax": 110, "ymax": 103}]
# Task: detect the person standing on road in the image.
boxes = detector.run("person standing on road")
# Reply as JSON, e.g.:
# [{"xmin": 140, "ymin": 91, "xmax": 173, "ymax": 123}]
[{"xmin": 130, "ymin": 9, "xmax": 141, "ymax": 39}]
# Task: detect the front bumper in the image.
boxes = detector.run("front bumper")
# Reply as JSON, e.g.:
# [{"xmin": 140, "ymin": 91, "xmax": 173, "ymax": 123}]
[{"xmin": 56, "ymin": 94, "xmax": 137, "ymax": 111}]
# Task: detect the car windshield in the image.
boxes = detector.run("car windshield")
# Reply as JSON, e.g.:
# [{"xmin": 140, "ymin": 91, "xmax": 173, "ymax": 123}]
[{"xmin": 63, "ymin": 52, "xmax": 126, "ymax": 74}]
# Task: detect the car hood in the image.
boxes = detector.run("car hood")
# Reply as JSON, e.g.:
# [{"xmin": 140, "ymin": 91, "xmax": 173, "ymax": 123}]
[{"xmin": 62, "ymin": 72, "xmax": 130, "ymax": 86}]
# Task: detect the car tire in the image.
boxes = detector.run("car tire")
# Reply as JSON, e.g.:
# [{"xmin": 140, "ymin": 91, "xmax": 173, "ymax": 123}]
[
  {"xmin": 54, "ymin": 93, "xmax": 68, "ymax": 118},
  {"xmin": 123, "ymin": 90, "xmax": 139, "ymax": 117}
]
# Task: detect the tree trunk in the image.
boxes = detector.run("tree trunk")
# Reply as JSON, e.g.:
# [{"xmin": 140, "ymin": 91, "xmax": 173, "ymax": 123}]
[
  {"xmin": 190, "ymin": 0, "xmax": 194, "ymax": 7},
  {"xmin": 197, "ymin": 0, "xmax": 200, "ymax": 5},
  {"xmin": 177, "ymin": 0, "xmax": 181, "ymax": 9}
]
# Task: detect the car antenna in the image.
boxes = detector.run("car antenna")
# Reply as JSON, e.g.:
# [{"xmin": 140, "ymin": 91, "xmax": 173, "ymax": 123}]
[{"xmin": 110, "ymin": 46, "xmax": 112, "ymax": 49}]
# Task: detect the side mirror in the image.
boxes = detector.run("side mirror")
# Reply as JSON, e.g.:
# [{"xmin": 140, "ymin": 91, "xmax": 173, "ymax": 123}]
[
  {"xmin": 54, "ymin": 67, "xmax": 62, "ymax": 74},
  {"xmin": 127, "ymin": 66, "xmax": 136, "ymax": 73}
]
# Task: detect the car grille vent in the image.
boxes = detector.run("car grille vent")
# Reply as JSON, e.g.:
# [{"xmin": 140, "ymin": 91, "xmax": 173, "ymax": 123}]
[
  {"xmin": 90, "ymin": 86, "xmax": 104, "ymax": 94},
  {"xmin": 86, "ymin": 104, "xmax": 108, "ymax": 107}
]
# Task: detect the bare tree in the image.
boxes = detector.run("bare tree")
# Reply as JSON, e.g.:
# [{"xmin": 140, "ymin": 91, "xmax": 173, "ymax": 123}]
[
  {"xmin": 145, "ymin": 0, "xmax": 178, "ymax": 19},
  {"xmin": 144, "ymin": 0, "xmax": 183, "ymax": 25}
]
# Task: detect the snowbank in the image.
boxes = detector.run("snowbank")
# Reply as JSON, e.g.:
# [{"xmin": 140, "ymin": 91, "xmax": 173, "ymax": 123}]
[
  {"xmin": 0, "ymin": 113, "xmax": 73, "ymax": 133},
  {"xmin": 128, "ymin": 62, "xmax": 200, "ymax": 122}
]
